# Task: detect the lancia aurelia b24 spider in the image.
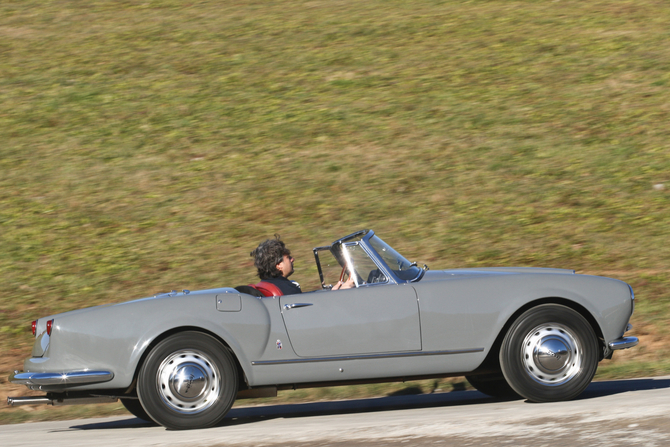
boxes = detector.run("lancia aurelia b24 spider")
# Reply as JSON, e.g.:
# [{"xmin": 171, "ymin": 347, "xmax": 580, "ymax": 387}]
[{"xmin": 9, "ymin": 230, "xmax": 638, "ymax": 429}]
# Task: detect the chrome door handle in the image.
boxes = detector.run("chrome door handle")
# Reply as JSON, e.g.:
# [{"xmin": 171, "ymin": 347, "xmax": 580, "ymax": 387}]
[{"xmin": 283, "ymin": 303, "xmax": 313, "ymax": 310}]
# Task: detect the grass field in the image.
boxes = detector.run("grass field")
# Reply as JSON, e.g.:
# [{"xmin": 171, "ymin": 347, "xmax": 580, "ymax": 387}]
[{"xmin": 1, "ymin": 0, "xmax": 669, "ymax": 423}]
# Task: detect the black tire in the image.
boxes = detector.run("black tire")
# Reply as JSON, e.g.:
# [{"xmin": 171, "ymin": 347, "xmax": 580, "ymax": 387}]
[
  {"xmin": 121, "ymin": 398, "xmax": 155, "ymax": 423},
  {"xmin": 465, "ymin": 373, "xmax": 521, "ymax": 399},
  {"xmin": 137, "ymin": 331, "xmax": 238, "ymax": 430},
  {"xmin": 500, "ymin": 304, "xmax": 599, "ymax": 402}
]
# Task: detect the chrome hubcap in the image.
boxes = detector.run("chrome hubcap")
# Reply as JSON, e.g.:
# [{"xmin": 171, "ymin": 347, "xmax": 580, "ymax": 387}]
[
  {"xmin": 521, "ymin": 323, "xmax": 582, "ymax": 386},
  {"xmin": 157, "ymin": 350, "xmax": 220, "ymax": 413}
]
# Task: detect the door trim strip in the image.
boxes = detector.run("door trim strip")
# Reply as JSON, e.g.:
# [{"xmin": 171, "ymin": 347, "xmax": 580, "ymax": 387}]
[{"xmin": 251, "ymin": 348, "xmax": 484, "ymax": 366}]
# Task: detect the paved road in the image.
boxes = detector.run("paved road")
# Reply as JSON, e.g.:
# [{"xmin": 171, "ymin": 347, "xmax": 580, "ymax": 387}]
[{"xmin": 2, "ymin": 376, "xmax": 670, "ymax": 447}]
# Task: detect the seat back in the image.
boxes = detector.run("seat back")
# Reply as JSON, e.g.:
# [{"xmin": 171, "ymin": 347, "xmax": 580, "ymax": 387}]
[
  {"xmin": 251, "ymin": 281, "xmax": 284, "ymax": 297},
  {"xmin": 234, "ymin": 285, "xmax": 264, "ymax": 297}
]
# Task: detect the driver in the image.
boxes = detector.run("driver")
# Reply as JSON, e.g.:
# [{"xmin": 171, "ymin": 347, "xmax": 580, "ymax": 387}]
[{"xmin": 250, "ymin": 236, "xmax": 354, "ymax": 295}]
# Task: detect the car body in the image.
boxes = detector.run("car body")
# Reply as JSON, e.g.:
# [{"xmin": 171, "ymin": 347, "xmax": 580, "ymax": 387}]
[{"xmin": 8, "ymin": 229, "xmax": 638, "ymax": 429}]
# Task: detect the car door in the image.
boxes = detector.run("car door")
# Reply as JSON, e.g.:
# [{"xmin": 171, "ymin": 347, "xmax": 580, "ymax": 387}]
[{"xmin": 280, "ymin": 284, "xmax": 421, "ymax": 357}]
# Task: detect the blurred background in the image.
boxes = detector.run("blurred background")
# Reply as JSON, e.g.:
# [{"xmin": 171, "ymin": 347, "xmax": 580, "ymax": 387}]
[{"xmin": 1, "ymin": 0, "xmax": 668, "ymax": 423}]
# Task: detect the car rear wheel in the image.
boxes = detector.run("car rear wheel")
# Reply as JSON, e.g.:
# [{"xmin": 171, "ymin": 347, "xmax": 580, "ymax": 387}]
[
  {"xmin": 465, "ymin": 373, "xmax": 520, "ymax": 399},
  {"xmin": 120, "ymin": 398, "xmax": 155, "ymax": 423},
  {"xmin": 137, "ymin": 331, "xmax": 238, "ymax": 430},
  {"xmin": 499, "ymin": 304, "xmax": 599, "ymax": 402}
]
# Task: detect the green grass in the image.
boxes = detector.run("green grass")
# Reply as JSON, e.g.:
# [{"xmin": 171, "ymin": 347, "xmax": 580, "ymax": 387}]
[{"xmin": 1, "ymin": 0, "xmax": 669, "ymax": 423}]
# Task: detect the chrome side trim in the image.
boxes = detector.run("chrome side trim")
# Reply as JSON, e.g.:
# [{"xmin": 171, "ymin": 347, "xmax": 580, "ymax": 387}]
[
  {"xmin": 9, "ymin": 370, "xmax": 114, "ymax": 386},
  {"xmin": 251, "ymin": 348, "xmax": 484, "ymax": 366},
  {"xmin": 608, "ymin": 337, "xmax": 639, "ymax": 351}
]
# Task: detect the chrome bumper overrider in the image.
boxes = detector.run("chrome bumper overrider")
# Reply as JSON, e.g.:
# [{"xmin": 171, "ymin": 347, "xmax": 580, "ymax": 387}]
[
  {"xmin": 9, "ymin": 370, "xmax": 114, "ymax": 386},
  {"xmin": 608, "ymin": 336, "xmax": 639, "ymax": 350}
]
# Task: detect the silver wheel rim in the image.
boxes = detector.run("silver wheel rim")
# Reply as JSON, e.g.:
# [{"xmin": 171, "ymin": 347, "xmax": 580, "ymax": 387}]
[
  {"xmin": 521, "ymin": 323, "xmax": 582, "ymax": 386},
  {"xmin": 156, "ymin": 349, "xmax": 221, "ymax": 414}
]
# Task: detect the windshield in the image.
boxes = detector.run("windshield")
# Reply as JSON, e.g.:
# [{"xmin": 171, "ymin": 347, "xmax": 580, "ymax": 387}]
[
  {"xmin": 342, "ymin": 243, "xmax": 388, "ymax": 286},
  {"xmin": 368, "ymin": 235, "xmax": 422, "ymax": 281},
  {"xmin": 314, "ymin": 241, "xmax": 388, "ymax": 289}
]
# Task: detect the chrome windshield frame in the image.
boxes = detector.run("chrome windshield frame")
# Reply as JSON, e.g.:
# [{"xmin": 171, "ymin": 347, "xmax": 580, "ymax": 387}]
[{"xmin": 313, "ymin": 230, "xmax": 424, "ymax": 287}]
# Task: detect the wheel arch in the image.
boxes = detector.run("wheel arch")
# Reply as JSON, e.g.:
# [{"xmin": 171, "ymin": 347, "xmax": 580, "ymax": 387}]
[
  {"xmin": 473, "ymin": 297, "xmax": 606, "ymax": 375},
  {"xmin": 127, "ymin": 326, "xmax": 248, "ymax": 395}
]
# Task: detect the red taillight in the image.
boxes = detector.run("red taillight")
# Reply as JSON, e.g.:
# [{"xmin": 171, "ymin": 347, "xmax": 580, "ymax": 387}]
[
  {"xmin": 46, "ymin": 319, "xmax": 54, "ymax": 336},
  {"xmin": 31, "ymin": 321, "xmax": 37, "ymax": 336}
]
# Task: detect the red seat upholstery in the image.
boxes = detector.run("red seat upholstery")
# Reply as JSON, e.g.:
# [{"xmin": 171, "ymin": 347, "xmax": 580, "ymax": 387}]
[{"xmin": 250, "ymin": 282, "xmax": 283, "ymax": 297}]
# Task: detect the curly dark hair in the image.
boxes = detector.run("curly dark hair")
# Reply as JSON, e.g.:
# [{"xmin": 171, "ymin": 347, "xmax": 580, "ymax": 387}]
[{"xmin": 250, "ymin": 235, "xmax": 291, "ymax": 279}]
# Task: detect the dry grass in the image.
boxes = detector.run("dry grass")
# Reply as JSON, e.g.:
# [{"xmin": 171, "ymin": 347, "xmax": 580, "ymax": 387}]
[{"xmin": 1, "ymin": 0, "xmax": 669, "ymax": 423}]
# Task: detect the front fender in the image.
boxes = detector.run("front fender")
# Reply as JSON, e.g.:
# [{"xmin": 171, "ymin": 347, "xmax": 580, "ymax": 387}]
[{"xmin": 466, "ymin": 274, "xmax": 634, "ymax": 354}]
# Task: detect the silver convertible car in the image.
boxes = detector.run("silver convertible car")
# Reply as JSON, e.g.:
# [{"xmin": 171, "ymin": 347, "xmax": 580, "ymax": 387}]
[{"xmin": 9, "ymin": 230, "xmax": 638, "ymax": 429}]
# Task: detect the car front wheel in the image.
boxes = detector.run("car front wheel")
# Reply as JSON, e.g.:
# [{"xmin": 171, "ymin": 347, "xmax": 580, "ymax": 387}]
[
  {"xmin": 137, "ymin": 331, "xmax": 238, "ymax": 430},
  {"xmin": 500, "ymin": 304, "xmax": 599, "ymax": 402}
]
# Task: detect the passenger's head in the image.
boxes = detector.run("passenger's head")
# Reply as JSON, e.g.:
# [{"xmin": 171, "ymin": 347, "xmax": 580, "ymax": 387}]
[{"xmin": 250, "ymin": 235, "xmax": 294, "ymax": 279}]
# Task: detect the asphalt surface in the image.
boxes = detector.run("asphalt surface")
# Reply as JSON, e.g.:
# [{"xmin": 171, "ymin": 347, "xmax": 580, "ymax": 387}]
[{"xmin": 2, "ymin": 376, "xmax": 669, "ymax": 447}]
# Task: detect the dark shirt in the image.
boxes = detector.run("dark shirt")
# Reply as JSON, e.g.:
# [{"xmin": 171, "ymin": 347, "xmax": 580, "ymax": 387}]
[{"xmin": 260, "ymin": 276, "xmax": 302, "ymax": 295}]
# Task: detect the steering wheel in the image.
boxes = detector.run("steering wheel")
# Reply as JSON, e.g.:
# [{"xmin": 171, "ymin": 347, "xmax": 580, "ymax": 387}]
[{"xmin": 366, "ymin": 269, "xmax": 384, "ymax": 284}]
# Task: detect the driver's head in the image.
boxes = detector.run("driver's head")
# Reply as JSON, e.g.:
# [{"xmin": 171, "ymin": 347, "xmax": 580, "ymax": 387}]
[{"xmin": 251, "ymin": 235, "xmax": 294, "ymax": 279}]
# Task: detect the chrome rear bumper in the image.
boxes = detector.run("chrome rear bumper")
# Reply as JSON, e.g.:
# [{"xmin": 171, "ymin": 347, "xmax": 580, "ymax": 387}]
[
  {"xmin": 608, "ymin": 336, "xmax": 639, "ymax": 350},
  {"xmin": 9, "ymin": 370, "xmax": 114, "ymax": 386},
  {"xmin": 7, "ymin": 395, "xmax": 118, "ymax": 407}
]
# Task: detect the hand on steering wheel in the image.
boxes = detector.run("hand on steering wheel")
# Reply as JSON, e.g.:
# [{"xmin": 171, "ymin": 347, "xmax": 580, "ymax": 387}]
[{"xmin": 332, "ymin": 266, "xmax": 355, "ymax": 290}]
